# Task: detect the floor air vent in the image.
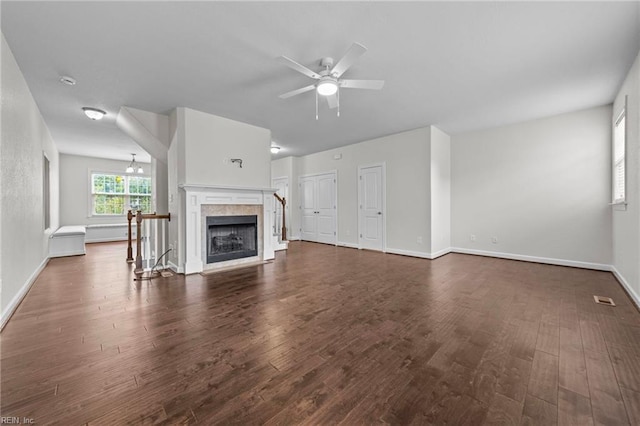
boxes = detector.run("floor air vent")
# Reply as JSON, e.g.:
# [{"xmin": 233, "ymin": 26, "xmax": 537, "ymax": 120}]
[{"xmin": 593, "ymin": 295, "xmax": 616, "ymax": 306}]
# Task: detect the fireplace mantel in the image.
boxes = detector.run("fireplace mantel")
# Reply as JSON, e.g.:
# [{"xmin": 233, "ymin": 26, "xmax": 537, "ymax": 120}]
[{"xmin": 180, "ymin": 184, "xmax": 277, "ymax": 274}]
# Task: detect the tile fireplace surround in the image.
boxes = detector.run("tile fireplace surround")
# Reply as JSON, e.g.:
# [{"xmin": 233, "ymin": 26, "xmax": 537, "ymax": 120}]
[{"xmin": 179, "ymin": 185, "xmax": 276, "ymax": 274}]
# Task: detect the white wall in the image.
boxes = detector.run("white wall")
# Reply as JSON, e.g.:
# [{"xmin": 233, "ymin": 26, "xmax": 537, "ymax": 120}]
[
  {"xmin": 430, "ymin": 126, "xmax": 451, "ymax": 255},
  {"xmin": 612, "ymin": 49, "xmax": 640, "ymax": 303},
  {"xmin": 183, "ymin": 108, "xmax": 271, "ymax": 188},
  {"xmin": 451, "ymin": 105, "xmax": 613, "ymax": 268},
  {"xmin": 282, "ymin": 127, "xmax": 432, "ymax": 255},
  {"xmin": 59, "ymin": 154, "xmax": 150, "ymax": 226},
  {"xmin": 1, "ymin": 33, "xmax": 60, "ymax": 326}
]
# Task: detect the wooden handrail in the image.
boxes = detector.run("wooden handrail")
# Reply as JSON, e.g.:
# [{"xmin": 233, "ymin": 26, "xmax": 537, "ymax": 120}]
[
  {"xmin": 127, "ymin": 210, "xmax": 171, "ymax": 271},
  {"xmin": 273, "ymin": 194, "xmax": 287, "ymax": 241}
]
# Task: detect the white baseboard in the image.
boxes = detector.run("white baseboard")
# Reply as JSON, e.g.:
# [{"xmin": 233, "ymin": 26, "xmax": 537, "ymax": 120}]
[
  {"xmin": 1, "ymin": 257, "xmax": 49, "ymax": 331},
  {"xmin": 385, "ymin": 247, "xmax": 452, "ymax": 260},
  {"xmin": 450, "ymin": 247, "xmax": 611, "ymax": 271},
  {"xmin": 431, "ymin": 247, "xmax": 452, "ymax": 259},
  {"xmin": 337, "ymin": 241, "xmax": 359, "ymax": 249},
  {"xmin": 385, "ymin": 247, "xmax": 432, "ymax": 259},
  {"xmin": 611, "ymin": 266, "xmax": 640, "ymax": 309},
  {"xmin": 85, "ymin": 236, "xmax": 128, "ymax": 243},
  {"xmin": 167, "ymin": 261, "xmax": 184, "ymax": 274}
]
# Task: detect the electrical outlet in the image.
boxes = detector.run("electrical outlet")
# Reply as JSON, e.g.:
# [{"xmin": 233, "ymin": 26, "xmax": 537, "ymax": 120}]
[
  {"xmin": 491, "ymin": 236, "xmax": 498, "ymax": 244},
  {"xmin": 417, "ymin": 236, "xmax": 423, "ymax": 244},
  {"xmin": 470, "ymin": 234, "xmax": 476, "ymax": 242}
]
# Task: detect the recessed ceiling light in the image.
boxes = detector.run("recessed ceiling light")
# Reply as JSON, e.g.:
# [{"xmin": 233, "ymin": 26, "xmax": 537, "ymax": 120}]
[
  {"xmin": 59, "ymin": 76, "xmax": 76, "ymax": 86},
  {"xmin": 82, "ymin": 107, "xmax": 106, "ymax": 120}
]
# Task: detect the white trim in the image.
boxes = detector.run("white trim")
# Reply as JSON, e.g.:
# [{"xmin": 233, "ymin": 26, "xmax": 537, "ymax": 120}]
[
  {"xmin": 337, "ymin": 241, "xmax": 359, "ymax": 249},
  {"xmin": 385, "ymin": 247, "xmax": 432, "ymax": 259},
  {"xmin": 167, "ymin": 260, "xmax": 183, "ymax": 274},
  {"xmin": 1, "ymin": 257, "xmax": 49, "ymax": 331},
  {"xmin": 450, "ymin": 247, "xmax": 611, "ymax": 271},
  {"xmin": 384, "ymin": 247, "xmax": 452, "ymax": 260},
  {"xmin": 431, "ymin": 247, "xmax": 452, "ymax": 259},
  {"xmin": 611, "ymin": 266, "xmax": 640, "ymax": 309},
  {"xmin": 179, "ymin": 183, "xmax": 277, "ymax": 193}
]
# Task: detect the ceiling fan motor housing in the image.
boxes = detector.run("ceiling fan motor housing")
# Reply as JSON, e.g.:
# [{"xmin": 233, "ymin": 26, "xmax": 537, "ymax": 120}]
[{"xmin": 320, "ymin": 57, "xmax": 334, "ymax": 69}]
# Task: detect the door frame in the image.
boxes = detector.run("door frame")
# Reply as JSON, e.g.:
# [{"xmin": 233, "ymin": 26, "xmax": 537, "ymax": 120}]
[
  {"xmin": 298, "ymin": 170, "xmax": 338, "ymax": 245},
  {"xmin": 357, "ymin": 162, "xmax": 386, "ymax": 252}
]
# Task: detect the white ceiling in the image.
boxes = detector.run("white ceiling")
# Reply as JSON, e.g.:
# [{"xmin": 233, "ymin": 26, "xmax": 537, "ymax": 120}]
[{"xmin": 2, "ymin": 1, "xmax": 639, "ymax": 161}]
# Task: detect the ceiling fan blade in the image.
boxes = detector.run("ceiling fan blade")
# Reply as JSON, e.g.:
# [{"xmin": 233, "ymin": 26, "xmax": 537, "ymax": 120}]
[
  {"xmin": 277, "ymin": 56, "xmax": 321, "ymax": 79},
  {"xmin": 339, "ymin": 79, "xmax": 385, "ymax": 90},
  {"xmin": 326, "ymin": 93, "xmax": 338, "ymax": 109},
  {"xmin": 331, "ymin": 42, "xmax": 367, "ymax": 77},
  {"xmin": 278, "ymin": 84, "xmax": 316, "ymax": 99}
]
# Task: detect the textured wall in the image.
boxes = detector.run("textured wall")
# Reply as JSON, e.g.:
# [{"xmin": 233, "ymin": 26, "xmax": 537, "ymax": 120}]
[{"xmin": 1, "ymin": 34, "xmax": 59, "ymax": 321}]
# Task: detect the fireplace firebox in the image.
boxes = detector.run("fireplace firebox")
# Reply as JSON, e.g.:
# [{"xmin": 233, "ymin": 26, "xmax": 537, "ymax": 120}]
[{"xmin": 206, "ymin": 215, "xmax": 258, "ymax": 263}]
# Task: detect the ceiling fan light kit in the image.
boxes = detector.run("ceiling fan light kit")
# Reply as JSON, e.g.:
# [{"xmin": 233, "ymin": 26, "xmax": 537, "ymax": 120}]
[
  {"xmin": 317, "ymin": 78, "xmax": 338, "ymax": 96},
  {"xmin": 277, "ymin": 42, "xmax": 384, "ymax": 120}
]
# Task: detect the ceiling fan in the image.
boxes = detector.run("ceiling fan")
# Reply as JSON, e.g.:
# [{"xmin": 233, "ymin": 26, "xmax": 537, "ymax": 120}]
[{"xmin": 277, "ymin": 42, "xmax": 384, "ymax": 119}]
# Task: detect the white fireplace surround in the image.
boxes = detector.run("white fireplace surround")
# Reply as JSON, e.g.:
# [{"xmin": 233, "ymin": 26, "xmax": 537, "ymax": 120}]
[{"xmin": 179, "ymin": 184, "xmax": 277, "ymax": 274}]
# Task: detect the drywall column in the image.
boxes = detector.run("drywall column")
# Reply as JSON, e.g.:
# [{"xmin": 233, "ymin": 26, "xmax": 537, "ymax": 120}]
[
  {"xmin": 430, "ymin": 126, "xmax": 451, "ymax": 257},
  {"xmin": 151, "ymin": 158, "xmax": 168, "ymax": 214}
]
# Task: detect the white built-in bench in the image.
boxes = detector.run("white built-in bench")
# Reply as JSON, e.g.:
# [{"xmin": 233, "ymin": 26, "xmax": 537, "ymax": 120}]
[
  {"xmin": 49, "ymin": 226, "xmax": 86, "ymax": 258},
  {"xmin": 85, "ymin": 223, "xmax": 134, "ymax": 243}
]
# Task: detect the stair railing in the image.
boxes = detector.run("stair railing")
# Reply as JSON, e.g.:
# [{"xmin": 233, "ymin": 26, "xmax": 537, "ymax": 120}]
[
  {"xmin": 273, "ymin": 193, "xmax": 287, "ymax": 241},
  {"xmin": 126, "ymin": 210, "xmax": 171, "ymax": 274}
]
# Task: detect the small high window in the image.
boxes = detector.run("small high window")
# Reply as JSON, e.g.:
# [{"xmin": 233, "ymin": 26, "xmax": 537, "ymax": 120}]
[
  {"xmin": 613, "ymin": 106, "xmax": 626, "ymax": 204},
  {"xmin": 43, "ymin": 153, "xmax": 51, "ymax": 230}
]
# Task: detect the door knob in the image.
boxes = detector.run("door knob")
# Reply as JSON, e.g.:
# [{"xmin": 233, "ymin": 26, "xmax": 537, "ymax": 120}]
[{"xmin": 377, "ymin": 212, "xmax": 382, "ymax": 215}]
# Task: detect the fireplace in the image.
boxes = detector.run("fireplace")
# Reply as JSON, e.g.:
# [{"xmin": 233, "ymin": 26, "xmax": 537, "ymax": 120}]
[{"xmin": 206, "ymin": 215, "xmax": 258, "ymax": 263}]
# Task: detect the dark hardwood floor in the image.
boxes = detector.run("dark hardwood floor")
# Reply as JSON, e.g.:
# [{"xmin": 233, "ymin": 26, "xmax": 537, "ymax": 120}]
[{"xmin": 1, "ymin": 241, "xmax": 640, "ymax": 425}]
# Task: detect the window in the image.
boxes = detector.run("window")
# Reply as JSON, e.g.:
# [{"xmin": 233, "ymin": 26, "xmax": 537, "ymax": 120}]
[
  {"xmin": 613, "ymin": 106, "xmax": 626, "ymax": 203},
  {"xmin": 43, "ymin": 154, "xmax": 50, "ymax": 230},
  {"xmin": 91, "ymin": 173, "xmax": 152, "ymax": 215}
]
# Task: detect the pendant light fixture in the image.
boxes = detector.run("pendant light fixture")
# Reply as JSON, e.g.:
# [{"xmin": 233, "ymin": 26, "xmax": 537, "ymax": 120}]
[{"xmin": 126, "ymin": 154, "xmax": 144, "ymax": 174}]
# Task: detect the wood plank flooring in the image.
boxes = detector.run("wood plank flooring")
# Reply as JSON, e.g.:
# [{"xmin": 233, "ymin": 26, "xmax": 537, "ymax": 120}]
[{"xmin": 1, "ymin": 241, "xmax": 639, "ymax": 425}]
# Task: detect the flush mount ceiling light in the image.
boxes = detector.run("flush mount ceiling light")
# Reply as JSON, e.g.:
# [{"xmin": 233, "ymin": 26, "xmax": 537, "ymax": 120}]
[
  {"xmin": 59, "ymin": 75, "xmax": 76, "ymax": 86},
  {"xmin": 82, "ymin": 107, "xmax": 106, "ymax": 120},
  {"xmin": 316, "ymin": 77, "xmax": 338, "ymax": 96},
  {"xmin": 270, "ymin": 145, "xmax": 281, "ymax": 154},
  {"xmin": 126, "ymin": 154, "xmax": 144, "ymax": 174}
]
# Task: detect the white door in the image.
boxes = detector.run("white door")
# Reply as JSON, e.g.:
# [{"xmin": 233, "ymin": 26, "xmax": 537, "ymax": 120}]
[
  {"xmin": 300, "ymin": 176, "xmax": 317, "ymax": 242},
  {"xmin": 359, "ymin": 164, "xmax": 384, "ymax": 251},
  {"xmin": 272, "ymin": 177, "xmax": 289, "ymax": 238},
  {"xmin": 316, "ymin": 173, "xmax": 336, "ymax": 244},
  {"xmin": 299, "ymin": 172, "xmax": 337, "ymax": 244}
]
